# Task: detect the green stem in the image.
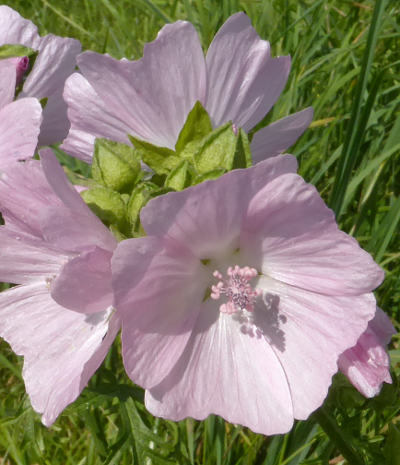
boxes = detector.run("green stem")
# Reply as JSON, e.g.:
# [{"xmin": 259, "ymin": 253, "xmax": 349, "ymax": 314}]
[{"xmin": 313, "ymin": 406, "xmax": 365, "ymax": 465}]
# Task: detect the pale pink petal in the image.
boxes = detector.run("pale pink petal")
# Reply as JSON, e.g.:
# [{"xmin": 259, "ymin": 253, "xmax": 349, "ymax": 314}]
[
  {"xmin": 38, "ymin": 90, "xmax": 70, "ymax": 146},
  {"xmin": 39, "ymin": 149, "xmax": 117, "ymax": 252},
  {"xmin": 242, "ymin": 173, "xmax": 384, "ymax": 295},
  {"xmin": 205, "ymin": 12, "xmax": 290, "ymax": 131},
  {"xmin": 256, "ymin": 277, "xmax": 377, "ymax": 418},
  {"xmin": 22, "ymin": 34, "xmax": 81, "ymax": 99},
  {"xmin": 0, "ymin": 154, "xmax": 116, "ymax": 252},
  {"xmin": 0, "ymin": 59, "xmax": 16, "ymax": 108},
  {"xmin": 0, "ymin": 159, "xmax": 62, "ymax": 236},
  {"xmin": 51, "ymin": 246, "xmax": 113, "ymax": 313},
  {"xmin": 338, "ymin": 308, "xmax": 395, "ymax": 397},
  {"xmin": 145, "ymin": 304, "xmax": 294, "ymax": 436},
  {"xmin": 18, "ymin": 34, "xmax": 81, "ymax": 145},
  {"xmin": 41, "ymin": 206, "xmax": 117, "ymax": 254},
  {"xmin": 0, "ymin": 98, "xmax": 42, "ymax": 170},
  {"xmin": 0, "ymin": 228, "xmax": 70, "ymax": 285},
  {"xmin": 0, "ymin": 282, "xmax": 119, "ymax": 426},
  {"xmin": 61, "ymin": 73, "xmax": 131, "ymax": 162},
  {"xmin": 141, "ymin": 155, "xmax": 297, "ymax": 258},
  {"xmin": 77, "ymin": 21, "xmax": 206, "ymax": 149},
  {"xmin": 39, "ymin": 148, "xmax": 95, "ymax": 216},
  {"xmin": 113, "ymin": 237, "xmax": 206, "ymax": 389},
  {"xmin": 0, "ymin": 6, "xmax": 40, "ymax": 48},
  {"xmin": 250, "ymin": 108, "xmax": 314, "ymax": 163}
]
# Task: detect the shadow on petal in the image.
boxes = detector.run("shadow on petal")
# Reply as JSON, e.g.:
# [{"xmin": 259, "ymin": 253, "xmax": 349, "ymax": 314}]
[{"xmin": 233, "ymin": 292, "xmax": 287, "ymax": 352}]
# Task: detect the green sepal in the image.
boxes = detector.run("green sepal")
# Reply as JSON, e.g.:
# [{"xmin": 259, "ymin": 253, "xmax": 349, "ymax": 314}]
[
  {"xmin": 92, "ymin": 139, "xmax": 141, "ymax": 193},
  {"xmin": 109, "ymin": 224, "xmax": 128, "ymax": 242},
  {"xmin": 129, "ymin": 135, "xmax": 180, "ymax": 175},
  {"xmin": 0, "ymin": 44, "xmax": 37, "ymax": 59},
  {"xmin": 193, "ymin": 168, "xmax": 226, "ymax": 184},
  {"xmin": 127, "ymin": 184, "xmax": 150, "ymax": 230},
  {"xmin": 193, "ymin": 122, "xmax": 236, "ymax": 173},
  {"xmin": 149, "ymin": 173, "xmax": 167, "ymax": 187},
  {"xmin": 62, "ymin": 166, "xmax": 97, "ymax": 190},
  {"xmin": 233, "ymin": 129, "xmax": 253, "ymax": 169},
  {"xmin": 175, "ymin": 101, "xmax": 213, "ymax": 154},
  {"xmin": 194, "ymin": 124, "xmax": 253, "ymax": 174},
  {"xmin": 127, "ymin": 183, "xmax": 174, "ymax": 235},
  {"xmin": 164, "ymin": 160, "xmax": 192, "ymax": 191},
  {"xmin": 81, "ymin": 187, "xmax": 129, "ymax": 233},
  {"xmin": 39, "ymin": 97, "xmax": 48, "ymax": 109}
]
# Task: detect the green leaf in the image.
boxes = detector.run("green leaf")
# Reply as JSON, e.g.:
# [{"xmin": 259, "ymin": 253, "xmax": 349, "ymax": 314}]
[
  {"xmin": 384, "ymin": 423, "xmax": 400, "ymax": 465},
  {"xmin": 165, "ymin": 160, "xmax": 192, "ymax": 191},
  {"xmin": 0, "ymin": 44, "xmax": 37, "ymax": 59},
  {"xmin": 194, "ymin": 122, "xmax": 237, "ymax": 173},
  {"xmin": 329, "ymin": 0, "xmax": 388, "ymax": 217},
  {"xmin": 129, "ymin": 134, "xmax": 180, "ymax": 175},
  {"xmin": 92, "ymin": 138, "xmax": 141, "ymax": 193},
  {"xmin": 81, "ymin": 187, "xmax": 128, "ymax": 231},
  {"xmin": 368, "ymin": 195, "xmax": 400, "ymax": 262},
  {"xmin": 175, "ymin": 100, "xmax": 213, "ymax": 153}
]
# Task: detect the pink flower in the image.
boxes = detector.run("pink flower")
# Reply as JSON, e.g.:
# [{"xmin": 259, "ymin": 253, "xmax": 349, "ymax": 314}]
[
  {"xmin": 0, "ymin": 149, "xmax": 119, "ymax": 426},
  {"xmin": 0, "ymin": 5, "xmax": 81, "ymax": 145},
  {"xmin": 112, "ymin": 155, "xmax": 384, "ymax": 435},
  {"xmin": 338, "ymin": 307, "xmax": 395, "ymax": 397},
  {"xmin": 62, "ymin": 13, "xmax": 312, "ymax": 164},
  {"xmin": 0, "ymin": 59, "xmax": 42, "ymax": 170}
]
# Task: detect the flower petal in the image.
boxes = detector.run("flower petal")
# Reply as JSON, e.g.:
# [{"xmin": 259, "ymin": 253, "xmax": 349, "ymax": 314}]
[
  {"xmin": 0, "ymin": 282, "xmax": 120, "ymax": 426},
  {"xmin": 205, "ymin": 12, "xmax": 290, "ymax": 131},
  {"xmin": 141, "ymin": 155, "xmax": 297, "ymax": 258},
  {"xmin": 39, "ymin": 148, "xmax": 95, "ymax": 217},
  {"xmin": 39, "ymin": 149, "xmax": 117, "ymax": 252},
  {"xmin": 250, "ymin": 108, "xmax": 314, "ymax": 163},
  {"xmin": 22, "ymin": 34, "xmax": 81, "ymax": 100},
  {"xmin": 113, "ymin": 237, "xmax": 205, "ymax": 389},
  {"xmin": 0, "ymin": 98, "xmax": 42, "ymax": 170},
  {"xmin": 0, "ymin": 6, "xmax": 40, "ymax": 48},
  {"xmin": 20, "ymin": 34, "xmax": 81, "ymax": 145},
  {"xmin": 77, "ymin": 21, "xmax": 206, "ymax": 149},
  {"xmin": 0, "ymin": 59, "xmax": 16, "ymax": 108},
  {"xmin": 256, "ymin": 277, "xmax": 377, "ymax": 418},
  {"xmin": 61, "ymin": 73, "xmax": 131, "ymax": 162},
  {"xmin": 242, "ymin": 173, "xmax": 384, "ymax": 295},
  {"xmin": 38, "ymin": 90, "xmax": 71, "ymax": 146},
  {"xmin": 51, "ymin": 246, "xmax": 113, "ymax": 314},
  {"xmin": 338, "ymin": 307, "xmax": 395, "ymax": 397},
  {"xmin": 0, "ymin": 228, "xmax": 70, "ymax": 285},
  {"xmin": 145, "ymin": 305, "xmax": 294, "ymax": 436}
]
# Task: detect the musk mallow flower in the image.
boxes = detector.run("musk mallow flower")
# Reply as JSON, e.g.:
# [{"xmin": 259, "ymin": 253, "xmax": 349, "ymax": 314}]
[
  {"xmin": 111, "ymin": 155, "xmax": 386, "ymax": 435},
  {"xmin": 62, "ymin": 12, "xmax": 312, "ymax": 164},
  {"xmin": 0, "ymin": 5, "xmax": 81, "ymax": 145},
  {"xmin": 0, "ymin": 149, "xmax": 119, "ymax": 426},
  {"xmin": 338, "ymin": 307, "xmax": 395, "ymax": 398},
  {"xmin": 0, "ymin": 59, "xmax": 42, "ymax": 170}
]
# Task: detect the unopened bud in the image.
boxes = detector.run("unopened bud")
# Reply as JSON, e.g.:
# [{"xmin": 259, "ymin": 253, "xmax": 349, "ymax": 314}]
[{"xmin": 9, "ymin": 56, "xmax": 29, "ymax": 85}]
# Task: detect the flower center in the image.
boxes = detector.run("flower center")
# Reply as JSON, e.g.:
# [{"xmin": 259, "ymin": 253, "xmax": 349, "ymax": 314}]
[{"xmin": 211, "ymin": 265, "xmax": 261, "ymax": 314}]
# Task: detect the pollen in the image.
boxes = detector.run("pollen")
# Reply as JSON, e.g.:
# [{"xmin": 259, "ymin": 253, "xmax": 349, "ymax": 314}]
[{"xmin": 211, "ymin": 265, "xmax": 261, "ymax": 314}]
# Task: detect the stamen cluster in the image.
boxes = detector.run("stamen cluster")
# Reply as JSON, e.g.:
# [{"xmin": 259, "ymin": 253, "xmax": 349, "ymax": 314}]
[{"xmin": 211, "ymin": 265, "xmax": 261, "ymax": 314}]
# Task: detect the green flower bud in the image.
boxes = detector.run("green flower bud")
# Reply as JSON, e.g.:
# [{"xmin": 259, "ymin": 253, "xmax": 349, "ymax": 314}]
[{"xmin": 92, "ymin": 139, "xmax": 141, "ymax": 193}]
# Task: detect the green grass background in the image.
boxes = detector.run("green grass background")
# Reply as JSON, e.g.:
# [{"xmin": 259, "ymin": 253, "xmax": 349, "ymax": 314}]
[{"xmin": 0, "ymin": 0, "xmax": 399, "ymax": 464}]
